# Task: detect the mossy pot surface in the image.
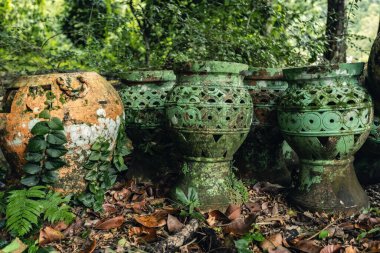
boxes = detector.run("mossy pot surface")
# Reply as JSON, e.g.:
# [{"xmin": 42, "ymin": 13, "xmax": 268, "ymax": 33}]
[
  {"xmin": 0, "ymin": 72, "xmax": 124, "ymax": 194},
  {"xmin": 278, "ymin": 62, "xmax": 373, "ymax": 213},
  {"xmin": 166, "ymin": 61, "xmax": 252, "ymax": 211},
  {"xmin": 117, "ymin": 70, "xmax": 177, "ymax": 182},
  {"xmin": 235, "ymin": 68, "xmax": 292, "ymax": 186}
]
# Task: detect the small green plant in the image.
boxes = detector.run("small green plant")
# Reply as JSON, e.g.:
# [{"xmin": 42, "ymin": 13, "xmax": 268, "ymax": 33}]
[
  {"xmin": 21, "ymin": 114, "xmax": 67, "ymax": 187},
  {"xmin": 5, "ymin": 186, "xmax": 75, "ymax": 237},
  {"xmin": 357, "ymin": 226, "xmax": 380, "ymax": 241},
  {"xmin": 79, "ymin": 123, "xmax": 131, "ymax": 212},
  {"xmin": 319, "ymin": 230, "xmax": 329, "ymax": 239},
  {"xmin": 175, "ymin": 187, "xmax": 204, "ymax": 220},
  {"xmin": 78, "ymin": 138, "xmax": 117, "ymax": 212},
  {"xmin": 234, "ymin": 225, "xmax": 265, "ymax": 253}
]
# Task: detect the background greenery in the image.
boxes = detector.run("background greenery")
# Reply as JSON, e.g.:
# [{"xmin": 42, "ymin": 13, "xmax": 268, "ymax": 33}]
[{"xmin": 0, "ymin": 0, "xmax": 378, "ymax": 73}]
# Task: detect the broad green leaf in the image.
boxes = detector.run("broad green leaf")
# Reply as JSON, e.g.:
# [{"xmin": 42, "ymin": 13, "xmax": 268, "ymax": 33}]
[
  {"xmin": 46, "ymin": 147, "xmax": 68, "ymax": 158},
  {"xmin": 47, "ymin": 117, "xmax": 64, "ymax": 130},
  {"xmin": 27, "ymin": 136, "xmax": 47, "ymax": 152},
  {"xmin": 22, "ymin": 163, "xmax": 42, "ymax": 175},
  {"xmin": 175, "ymin": 188, "xmax": 189, "ymax": 206},
  {"xmin": 91, "ymin": 142, "xmax": 102, "ymax": 151},
  {"xmin": 20, "ymin": 175, "xmax": 40, "ymax": 186},
  {"xmin": 88, "ymin": 151, "xmax": 101, "ymax": 161},
  {"xmin": 45, "ymin": 158, "xmax": 66, "ymax": 170},
  {"xmin": 46, "ymin": 132, "xmax": 67, "ymax": 145},
  {"xmin": 85, "ymin": 170, "xmax": 98, "ymax": 181},
  {"xmin": 41, "ymin": 171, "xmax": 58, "ymax": 184},
  {"xmin": 31, "ymin": 121, "xmax": 50, "ymax": 136},
  {"xmin": 25, "ymin": 152, "xmax": 44, "ymax": 162},
  {"xmin": 38, "ymin": 110, "xmax": 51, "ymax": 119}
]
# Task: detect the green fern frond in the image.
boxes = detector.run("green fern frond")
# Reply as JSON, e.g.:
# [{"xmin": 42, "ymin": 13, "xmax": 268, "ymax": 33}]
[
  {"xmin": 42, "ymin": 191, "xmax": 75, "ymax": 224},
  {"xmin": 5, "ymin": 186, "xmax": 46, "ymax": 236}
]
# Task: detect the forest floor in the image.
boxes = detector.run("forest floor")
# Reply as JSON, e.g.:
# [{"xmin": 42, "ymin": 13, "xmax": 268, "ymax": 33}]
[{"xmin": 38, "ymin": 180, "xmax": 380, "ymax": 253}]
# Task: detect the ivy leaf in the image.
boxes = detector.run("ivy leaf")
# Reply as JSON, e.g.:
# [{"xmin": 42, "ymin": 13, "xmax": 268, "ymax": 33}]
[
  {"xmin": 46, "ymin": 147, "xmax": 68, "ymax": 158},
  {"xmin": 31, "ymin": 121, "xmax": 50, "ymax": 136},
  {"xmin": 85, "ymin": 170, "xmax": 98, "ymax": 181},
  {"xmin": 89, "ymin": 151, "xmax": 101, "ymax": 161},
  {"xmin": 25, "ymin": 152, "xmax": 44, "ymax": 162},
  {"xmin": 45, "ymin": 158, "xmax": 66, "ymax": 170},
  {"xmin": 22, "ymin": 163, "xmax": 42, "ymax": 175},
  {"xmin": 41, "ymin": 171, "xmax": 58, "ymax": 184},
  {"xmin": 27, "ymin": 136, "xmax": 47, "ymax": 152},
  {"xmin": 39, "ymin": 110, "xmax": 51, "ymax": 119},
  {"xmin": 20, "ymin": 175, "xmax": 40, "ymax": 186},
  {"xmin": 91, "ymin": 142, "xmax": 102, "ymax": 151},
  {"xmin": 47, "ymin": 132, "xmax": 67, "ymax": 145},
  {"xmin": 48, "ymin": 117, "xmax": 64, "ymax": 130}
]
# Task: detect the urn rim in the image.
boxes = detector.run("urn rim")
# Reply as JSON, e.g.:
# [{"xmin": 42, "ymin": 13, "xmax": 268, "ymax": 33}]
[
  {"xmin": 283, "ymin": 62, "xmax": 364, "ymax": 81},
  {"xmin": 173, "ymin": 60, "xmax": 248, "ymax": 74},
  {"xmin": 115, "ymin": 70, "xmax": 176, "ymax": 83},
  {"xmin": 9, "ymin": 71, "xmax": 102, "ymax": 88},
  {"xmin": 243, "ymin": 67, "xmax": 284, "ymax": 80}
]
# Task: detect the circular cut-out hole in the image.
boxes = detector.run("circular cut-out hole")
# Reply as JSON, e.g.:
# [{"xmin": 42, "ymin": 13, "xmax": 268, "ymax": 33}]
[{"xmin": 330, "ymin": 119, "xmax": 334, "ymax": 123}]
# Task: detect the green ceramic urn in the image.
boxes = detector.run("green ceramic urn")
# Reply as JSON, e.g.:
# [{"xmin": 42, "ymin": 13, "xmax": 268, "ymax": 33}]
[
  {"xmin": 165, "ymin": 61, "xmax": 252, "ymax": 211},
  {"xmin": 118, "ymin": 70, "xmax": 178, "ymax": 181},
  {"xmin": 354, "ymin": 34, "xmax": 380, "ymax": 185},
  {"xmin": 235, "ymin": 68, "xmax": 294, "ymax": 186},
  {"xmin": 278, "ymin": 63, "xmax": 373, "ymax": 213}
]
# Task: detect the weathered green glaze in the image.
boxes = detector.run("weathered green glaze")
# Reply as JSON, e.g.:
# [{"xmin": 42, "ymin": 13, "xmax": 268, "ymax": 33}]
[
  {"xmin": 118, "ymin": 70, "xmax": 176, "ymax": 132},
  {"xmin": 235, "ymin": 68, "xmax": 294, "ymax": 186},
  {"xmin": 355, "ymin": 34, "xmax": 380, "ymax": 185},
  {"xmin": 278, "ymin": 63, "xmax": 373, "ymax": 213},
  {"xmin": 165, "ymin": 61, "xmax": 252, "ymax": 211},
  {"xmin": 117, "ymin": 70, "xmax": 178, "ymax": 182}
]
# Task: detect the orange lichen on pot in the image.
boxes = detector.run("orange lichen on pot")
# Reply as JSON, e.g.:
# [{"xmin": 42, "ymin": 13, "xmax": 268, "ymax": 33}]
[{"xmin": 0, "ymin": 72, "xmax": 124, "ymax": 194}]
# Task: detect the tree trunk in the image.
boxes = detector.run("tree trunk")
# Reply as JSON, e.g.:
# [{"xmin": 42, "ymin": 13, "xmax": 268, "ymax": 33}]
[
  {"xmin": 324, "ymin": 0, "xmax": 347, "ymax": 63},
  {"xmin": 377, "ymin": 16, "xmax": 380, "ymax": 34}
]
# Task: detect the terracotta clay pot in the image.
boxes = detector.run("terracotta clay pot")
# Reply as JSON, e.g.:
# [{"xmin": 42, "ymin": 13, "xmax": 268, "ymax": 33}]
[
  {"xmin": 278, "ymin": 63, "xmax": 373, "ymax": 213},
  {"xmin": 235, "ymin": 68, "xmax": 295, "ymax": 186},
  {"xmin": 165, "ymin": 61, "xmax": 252, "ymax": 211},
  {"xmin": 0, "ymin": 72, "xmax": 124, "ymax": 194}
]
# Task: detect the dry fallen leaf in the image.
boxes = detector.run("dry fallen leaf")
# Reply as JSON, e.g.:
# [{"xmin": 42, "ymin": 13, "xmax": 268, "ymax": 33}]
[
  {"xmin": 53, "ymin": 221, "xmax": 68, "ymax": 232},
  {"xmin": 344, "ymin": 246, "xmax": 358, "ymax": 253},
  {"xmin": 95, "ymin": 215, "xmax": 125, "ymax": 230},
  {"xmin": 79, "ymin": 238, "xmax": 96, "ymax": 253},
  {"xmin": 167, "ymin": 214, "xmax": 184, "ymax": 233},
  {"xmin": 363, "ymin": 241, "xmax": 380, "ymax": 252},
  {"xmin": 268, "ymin": 246, "xmax": 291, "ymax": 253},
  {"xmin": 320, "ymin": 244, "xmax": 341, "ymax": 253},
  {"xmin": 225, "ymin": 204, "xmax": 241, "ymax": 220},
  {"xmin": 129, "ymin": 226, "xmax": 157, "ymax": 243},
  {"xmin": 207, "ymin": 210, "xmax": 229, "ymax": 227},
  {"xmin": 295, "ymin": 240, "xmax": 322, "ymax": 253},
  {"xmin": 261, "ymin": 233, "xmax": 283, "ymax": 251},
  {"xmin": 39, "ymin": 226, "xmax": 64, "ymax": 246},
  {"xmin": 222, "ymin": 213, "xmax": 256, "ymax": 235},
  {"xmin": 102, "ymin": 203, "xmax": 117, "ymax": 214},
  {"xmin": 134, "ymin": 210, "xmax": 167, "ymax": 228}
]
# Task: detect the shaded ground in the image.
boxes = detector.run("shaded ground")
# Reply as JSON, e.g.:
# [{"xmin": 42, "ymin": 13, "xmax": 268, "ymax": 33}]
[{"xmin": 23, "ymin": 181, "xmax": 380, "ymax": 253}]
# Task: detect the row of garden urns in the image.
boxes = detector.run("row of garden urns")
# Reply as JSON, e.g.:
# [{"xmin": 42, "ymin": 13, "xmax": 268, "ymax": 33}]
[{"xmin": 0, "ymin": 59, "xmax": 380, "ymax": 214}]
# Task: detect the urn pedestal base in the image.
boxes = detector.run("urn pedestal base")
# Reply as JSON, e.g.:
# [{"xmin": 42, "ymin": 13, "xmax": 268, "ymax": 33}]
[
  {"xmin": 178, "ymin": 160, "xmax": 244, "ymax": 212},
  {"xmin": 290, "ymin": 157, "xmax": 368, "ymax": 214}
]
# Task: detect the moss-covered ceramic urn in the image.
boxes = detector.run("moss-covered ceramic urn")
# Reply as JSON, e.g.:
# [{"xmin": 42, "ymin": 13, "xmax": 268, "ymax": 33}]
[
  {"xmin": 235, "ymin": 68, "xmax": 293, "ymax": 186},
  {"xmin": 0, "ymin": 72, "xmax": 124, "ymax": 194},
  {"xmin": 278, "ymin": 63, "xmax": 373, "ymax": 213},
  {"xmin": 165, "ymin": 61, "xmax": 252, "ymax": 211},
  {"xmin": 355, "ymin": 34, "xmax": 380, "ymax": 184},
  {"xmin": 117, "ymin": 70, "xmax": 178, "ymax": 181}
]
